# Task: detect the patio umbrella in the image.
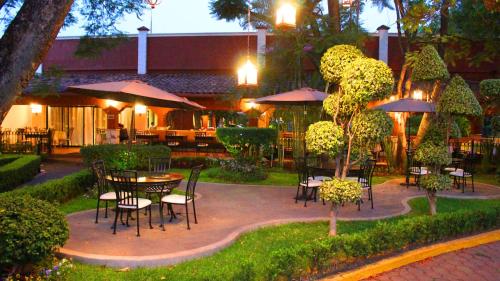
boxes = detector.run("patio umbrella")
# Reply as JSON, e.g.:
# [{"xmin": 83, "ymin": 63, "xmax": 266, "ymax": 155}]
[
  {"xmin": 68, "ymin": 81, "xmax": 205, "ymax": 146},
  {"xmin": 254, "ymin": 88, "xmax": 328, "ymax": 159},
  {"xmin": 67, "ymin": 80, "xmax": 205, "ymax": 110},
  {"xmin": 374, "ymin": 98, "xmax": 436, "ymax": 187}
]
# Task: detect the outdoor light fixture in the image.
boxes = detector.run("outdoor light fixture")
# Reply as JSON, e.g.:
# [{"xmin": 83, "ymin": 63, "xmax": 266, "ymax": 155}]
[
  {"xmin": 412, "ymin": 89, "xmax": 423, "ymax": 100},
  {"xmin": 30, "ymin": 103, "xmax": 42, "ymax": 114},
  {"xmin": 276, "ymin": 3, "xmax": 296, "ymax": 28},
  {"xmin": 389, "ymin": 95, "xmax": 397, "ymax": 101},
  {"xmin": 135, "ymin": 104, "xmax": 147, "ymax": 115},
  {"xmin": 341, "ymin": 0, "xmax": 352, "ymax": 8},
  {"xmin": 105, "ymin": 99, "xmax": 118, "ymax": 108},
  {"xmin": 247, "ymin": 101, "xmax": 257, "ymax": 110},
  {"xmin": 237, "ymin": 7, "xmax": 258, "ymax": 87},
  {"xmin": 145, "ymin": 0, "xmax": 161, "ymax": 9},
  {"xmin": 238, "ymin": 59, "xmax": 258, "ymax": 86}
]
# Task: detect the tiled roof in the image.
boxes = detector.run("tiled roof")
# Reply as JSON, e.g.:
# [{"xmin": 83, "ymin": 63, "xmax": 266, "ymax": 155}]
[{"xmin": 27, "ymin": 72, "xmax": 237, "ymax": 95}]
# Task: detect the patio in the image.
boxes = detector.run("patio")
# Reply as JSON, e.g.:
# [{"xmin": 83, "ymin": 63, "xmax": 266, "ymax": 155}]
[{"xmin": 60, "ymin": 179, "xmax": 500, "ymax": 267}]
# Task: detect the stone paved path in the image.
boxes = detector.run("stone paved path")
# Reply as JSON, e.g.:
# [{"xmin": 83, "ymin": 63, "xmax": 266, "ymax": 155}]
[
  {"xmin": 23, "ymin": 154, "xmax": 83, "ymax": 186},
  {"xmin": 364, "ymin": 241, "xmax": 500, "ymax": 281},
  {"xmin": 60, "ymin": 178, "xmax": 500, "ymax": 267}
]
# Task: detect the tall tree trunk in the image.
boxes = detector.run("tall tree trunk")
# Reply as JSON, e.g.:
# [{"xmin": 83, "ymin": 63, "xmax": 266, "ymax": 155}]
[
  {"xmin": 415, "ymin": 81, "xmax": 441, "ymax": 146},
  {"xmin": 426, "ymin": 191, "xmax": 437, "ymax": 215},
  {"xmin": 0, "ymin": 0, "xmax": 74, "ymax": 124},
  {"xmin": 327, "ymin": 0, "xmax": 341, "ymax": 33},
  {"xmin": 329, "ymin": 203, "xmax": 339, "ymax": 236},
  {"xmin": 438, "ymin": 0, "xmax": 450, "ymax": 57}
]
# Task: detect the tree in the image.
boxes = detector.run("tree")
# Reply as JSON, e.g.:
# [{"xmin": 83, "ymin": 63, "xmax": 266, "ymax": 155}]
[
  {"xmin": 0, "ymin": 0, "xmax": 145, "ymax": 123},
  {"xmin": 306, "ymin": 45, "xmax": 394, "ymax": 235},
  {"xmin": 479, "ymin": 79, "xmax": 500, "ymax": 115}
]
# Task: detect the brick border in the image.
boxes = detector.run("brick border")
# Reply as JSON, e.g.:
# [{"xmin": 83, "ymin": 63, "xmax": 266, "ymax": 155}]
[{"xmin": 323, "ymin": 229, "xmax": 500, "ymax": 281}]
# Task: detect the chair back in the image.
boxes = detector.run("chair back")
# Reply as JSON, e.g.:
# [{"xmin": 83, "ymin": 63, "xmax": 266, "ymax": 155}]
[
  {"xmin": 149, "ymin": 157, "xmax": 171, "ymax": 174},
  {"xmin": 185, "ymin": 165, "xmax": 203, "ymax": 201},
  {"xmin": 408, "ymin": 154, "xmax": 423, "ymax": 174},
  {"xmin": 109, "ymin": 170, "xmax": 139, "ymax": 207},
  {"xmin": 461, "ymin": 157, "xmax": 475, "ymax": 175},
  {"xmin": 92, "ymin": 160, "xmax": 108, "ymax": 195},
  {"xmin": 359, "ymin": 159, "xmax": 376, "ymax": 188},
  {"xmin": 294, "ymin": 157, "xmax": 309, "ymax": 185}
]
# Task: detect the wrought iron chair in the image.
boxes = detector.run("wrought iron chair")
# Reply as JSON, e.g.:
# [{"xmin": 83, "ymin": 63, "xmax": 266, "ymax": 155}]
[
  {"xmin": 109, "ymin": 170, "xmax": 153, "ymax": 237},
  {"xmin": 144, "ymin": 157, "xmax": 174, "ymax": 215},
  {"xmin": 408, "ymin": 157, "xmax": 428, "ymax": 189},
  {"xmin": 450, "ymin": 157, "xmax": 475, "ymax": 193},
  {"xmin": 356, "ymin": 159, "xmax": 376, "ymax": 210},
  {"xmin": 160, "ymin": 165, "xmax": 202, "ymax": 230},
  {"xmin": 295, "ymin": 158, "xmax": 322, "ymax": 207},
  {"xmin": 92, "ymin": 160, "xmax": 116, "ymax": 223}
]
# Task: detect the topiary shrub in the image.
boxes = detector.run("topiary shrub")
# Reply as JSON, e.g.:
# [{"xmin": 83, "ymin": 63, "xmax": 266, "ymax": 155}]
[
  {"xmin": 320, "ymin": 178, "xmax": 362, "ymax": 235},
  {"xmin": 412, "ymin": 45, "xmax": 450, "ymax": 82},
  {"xmin": 0, "ymin": 155, "xmax": 41, "ymax": 193},
  {"xmin": 215, "ymin": 127, "xmax": 277, "ymax": 159},
  {"xmin": 0, "ymin": 196, "xmax": 69, "ymax": 273},
  {"xmin": 320, "ymin": 44, "xmax": 364, "ymax": 84},
  {"xmin": 340, "ymin": 57, "xmax": 394, "ymax": 104},
  {"xmin": 207, "ymin": 158, "xmax": 267, "ymax": 182},
  {"xmin": 438, "ymin": 75, "xmax": 482, "ymax": 116},
  {"xmin": 352, "ymin": 110, "xmax": 393, "ymax": 147},
  {"xmin": 305, "ymin": 121, "xmax": 344, "ymax": 158},
  {"xmin": 479, "ymin": 79, "xmax": 500, "ymax": 98}
]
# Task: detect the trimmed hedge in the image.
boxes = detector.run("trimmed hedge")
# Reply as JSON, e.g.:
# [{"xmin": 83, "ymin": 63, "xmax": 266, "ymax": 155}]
[
  {"xmin": 0, "ymin": 169, "xmax": 94, "ymax": 204},
  {"xmin": 171, "ymin": 156, "xmax": 219, "ymax": 169},
  {"xmin": 0, "ymin": 155, "xmax": 41, "ymax": 192},
  {"xmin": 265, "ymin": 207, "xmax": 500, "ymax": 280},
  {"xmin": 216, "ymin": 127, "xmax": 277, "ymax": 157},
  {"xmin": 0, "ymin": 155, "xmax": 19, "ymax": 166},
  {"xmin": 80, "ymin": 144, "xmax": 171, "ymax": 170}
]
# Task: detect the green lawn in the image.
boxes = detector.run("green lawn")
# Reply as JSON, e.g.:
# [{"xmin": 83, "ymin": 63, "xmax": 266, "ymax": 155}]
[{"xmin": 61, "ymin": 197, "xmax": 500, "ymax": 281}]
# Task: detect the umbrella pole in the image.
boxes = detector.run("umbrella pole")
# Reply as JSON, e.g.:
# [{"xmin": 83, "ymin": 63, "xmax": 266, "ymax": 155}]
[
  {"xmin": 406, "ymin": 113, "xmax": 411, "ymax": 188},
  {"xmin": 128, "ymin": 109, "xmax": 135, "ymax": 152},
  {"xmin": 303, "ymin": 104, "xmax": 307, "ymax": 158}
]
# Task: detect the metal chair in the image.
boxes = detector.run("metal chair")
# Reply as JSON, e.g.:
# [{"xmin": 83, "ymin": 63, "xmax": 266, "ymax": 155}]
[
  {"xmin": 144, "ymin": 157, "xmax": 174, "ymax": 215},
  {"xmin": 450, "ymin": 157, "xmax": 475, "ymax": 193},
  {"xmin": 160, "ymin": 165, "xmax": 202, "ymax": 230},
  {"xmin": 92, "ymin": 160, "xmax": 116, "ymax": 223},
  {"xmin": 294, "ymin": 158, "xmax": 322, "ymax": 207},
  {"xmin": 408, "ymin": 157, "xmax": 428, "ymax": 189},
  {"xmin": 109, "ymin": 170, "xmax": 153, "ymax": 237},
  {"xmin": 356, "ymin": 159, "xmax": 376, "ymax": 210}
]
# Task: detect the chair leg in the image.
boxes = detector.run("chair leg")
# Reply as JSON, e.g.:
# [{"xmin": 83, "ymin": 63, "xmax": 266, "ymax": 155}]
[
  {"xmin": 295, "ymin": 185, "xmax": 300, "ymax": 203},
  {"xmin": 144, "ymin": 193, "xmax": 150, "ymax": 215},
  {"xmin": 104, "ymin": 200, "xmax": 108, "ymax": 218},
  {"xmin": 112, "ymin": 207, "xmax": 119, "ymax": 234},
  {"xmin": 471, "ymin": 176, "xmax": 474, "ymax": 192},
  {"xmin": 370, "ymin": 189, "xmax": 374, "ymax": 209},
  {"xmin": 136, "ymin": 209, "xmax": 140, "ymax": 237},
  {"xmin": 160, "ymin": 202, "xmax": 165, "ymax": 231},
  {"xmin": 95, "ymin": 198, "xmax": 100, "ymax": 224},
  {"xmin": 462, "ymin": 177, "xmax": 465, "ymax": 193},
  {"xmin": 357, "ymin": 199, "xmax": 361, "ymax": 211},
  {"xmin": 192, "ymin": 200, "xmax": 198, "ymax": 224},
  {"xmin": 303, "ymin": 187, "xmax": 308, "ymax": 207},
  {"xmin": 148, "ymin": 206, "xmax": 153, "ymax": 229},
  {"xmin": 185, "ymin": 204, "xmax": 190, "ymax": 230}
]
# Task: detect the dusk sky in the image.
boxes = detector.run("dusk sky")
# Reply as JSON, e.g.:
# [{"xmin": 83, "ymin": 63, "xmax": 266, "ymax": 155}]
[{"xmin": 58, "ymin": 0, "xmax": 397, "ymax": 37}]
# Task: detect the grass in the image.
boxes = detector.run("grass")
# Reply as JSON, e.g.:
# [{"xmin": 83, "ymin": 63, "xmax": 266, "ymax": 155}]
[
  {"xmin": 474, "ymin": 174, "xmax": 500, "ymax": 187},
  {"xmin": 61, "ymin": 197, "xmax": 500, "ymax": 280}
]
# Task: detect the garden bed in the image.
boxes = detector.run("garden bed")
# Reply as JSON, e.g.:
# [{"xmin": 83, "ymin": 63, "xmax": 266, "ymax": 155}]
[{"xmin": 0, "ymin": 154, "xmax": 41, "ymax": 192}]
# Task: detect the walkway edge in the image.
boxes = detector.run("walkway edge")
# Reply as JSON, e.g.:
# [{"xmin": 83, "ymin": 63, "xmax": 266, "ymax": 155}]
[{"xmin": 323, "ymin": 229, "xmax": 500, "ymax": 281}]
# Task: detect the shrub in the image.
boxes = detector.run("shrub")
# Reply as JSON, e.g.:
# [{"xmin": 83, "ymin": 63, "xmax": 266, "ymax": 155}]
[
  {"xmin": 1, "ymin": 169, "xmax": 94, "ymax": 204},
  {"xmin": 420, "ymin": 174, "xmax": 452, "ymax": 192},
  {"xmin": 0, "ymin": 196, "xmax": 69, "ymax": 273},
  {"xmin": 438, "ymin": 75, "xmax": 482, "ymax": 116},
  {"xmin": 215, "ymin": 128, "xmax": 277, "ymax": 158},
  {"xmin": 320, "ymin": 178, "xmax": 362, "ymax": 205},
  {"xmin": 207, "ymin": 158, "xmax": 267, "ymax": 182},
  {"xmin": 0, "ymin": 155, "xmax": 19, "ymax": 166},
  {"xmin": 80, "ymin": 144, "xmax": 171, "ymax": 170},
  {"xmin": 267, "ymin": 207, "xmax": 500, "ymax": 280},
  {"xmin": 320, "ymin": 44, "xmax": 364, "ymax": 84},
  {"xmin": 305, "ymin": 121, "xmax": 344, "ymax": 157},
  {"xmin": 171, "ymin": 157, "xmax": 220, "ymax": 169},
  {"xmin": 412, "ymin": 45, "xmax": 450, "ymax": 82},
  {"xmin": 352, "ymin": 110, "xmax": 393, "ymax": 147},
  {"xmin": 479, "ymin": 79, "xmax": 500, "ymax": 98},
  {"xmin": 0, "ymin": 155, "xmax": 41, "ymax": 193},
  {"xmin": 414, "ymin": 143, "xmax": 451, "ymax": 168}
]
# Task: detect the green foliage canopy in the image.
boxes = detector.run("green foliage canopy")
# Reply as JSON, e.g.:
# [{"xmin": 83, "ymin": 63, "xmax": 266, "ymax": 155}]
[
  {"xmin": 352, "ymin": 110, "xmax": 393, "ymax": 147},
  {"xmin": 480, "ymin": 79, "xmax": 500, "ymax": 98},
  {"xmin": 319, "ymin": 178, "xmax": 362, "ymax": 205},
  {"xmin": 320, "ymin": 45, "xmax": 364, "ymax": 84},
  {"xmin": 414, "ymin": 143, "xmax": 452, "ymax": 167},
  {"xmin": 437, "ymin": 75, "xmax": 482, "ymax": 116},
  {"xmin": 323, "ymin": 93, "xmax": 357, "ymax": 118},
  {"xmin": 412, "ymin": 45, "xmax": 450, "ymax": 82},
  {"xmin": 216, "ymin": 127, "xmax": 277, "ymax": 158},
  {"xmin": 340, "ymin": 58, "xmax": 394, "ymax": 105},
  {"xmin": 305, "ymin": 121, "xmax": 344, "ymax": 157},
  {"xmin": 420, "ymin": 174, "xmax": 452, "ymax": 192}
]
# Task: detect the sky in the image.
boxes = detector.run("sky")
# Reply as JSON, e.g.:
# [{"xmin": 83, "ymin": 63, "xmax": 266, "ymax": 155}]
[{"xmin": 58, "ymin": 0, "xmax": 397, "ymax": 37}]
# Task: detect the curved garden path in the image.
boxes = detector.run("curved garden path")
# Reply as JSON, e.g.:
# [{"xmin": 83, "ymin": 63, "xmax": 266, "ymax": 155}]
[{"xmin": 60, "ymin": 179, "xmax": 500, "ymax": 267}]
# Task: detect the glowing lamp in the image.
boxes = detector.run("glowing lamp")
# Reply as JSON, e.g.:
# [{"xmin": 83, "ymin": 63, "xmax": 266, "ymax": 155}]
[
  {"xmin": 342, "ymin": 0, "xmax": 352, "ymax": 8},
  {"xmin": 276, "ymin": 3, "xmax": 296, "ymax": 28},
  {"xmin": 105, "ymin": 99, "xmax": 118, "ymax": 108},
  {"xmin": 389, "ymin": 95, "xmax": 397, "ymax": 101},
  {"xmin": 237, "ymin": 59, "xmax": 258, "ymax": 86},
  {"xmin": 247, "ymin": 101, "xmax": 257, "ymax": 110},
  {"xmin": 145, "ymin": 0, "xmax": 161, "ymax": 9},
  {"xmin": 412, "ymin": 89, "xmax": 423, "ymax": 100},
  {"xmin": 135, "ymin": 104, "xmax": 147, "ymax": 115},
  {"xmin": 30, "ymin": 104, "xmax": 42, "ymax": 114}
]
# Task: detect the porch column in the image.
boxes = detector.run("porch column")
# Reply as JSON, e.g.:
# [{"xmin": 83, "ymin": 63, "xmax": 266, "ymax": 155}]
[
  {"xmin": 377, "ymin": 25, "xmax": 390, "ymax": 64},
  {"xmin": 137, "ymin": 26, "xmax": 149, "ymax": 75}
]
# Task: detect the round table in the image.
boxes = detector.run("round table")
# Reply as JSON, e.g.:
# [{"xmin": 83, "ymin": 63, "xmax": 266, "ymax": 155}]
[{"xmin": 105, "ymin": 172, "xmax": 184, "ymax": 193}]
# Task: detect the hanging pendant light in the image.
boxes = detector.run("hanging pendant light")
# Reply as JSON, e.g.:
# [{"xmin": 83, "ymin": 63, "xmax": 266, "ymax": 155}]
[
  {"xmin": 276, "ymin": 3, "xmax": 296, "ymax": 28},
  {"xmin": 145, "ymin": 0, "xmax": 161, "ymax": 9},
  {"xmin": 237, "ymin": 7, "xmax": 258, "ymax": 87}
]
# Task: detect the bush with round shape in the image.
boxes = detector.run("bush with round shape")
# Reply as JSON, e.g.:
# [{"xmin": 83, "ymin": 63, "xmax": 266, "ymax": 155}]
[
  {"xmin": 340, "ymin": 57, "xmax": 394, "ymax": 105},
  {"xmin": 352, "ymin": 110, "xmax": 393, "ymax": 147},
  {"xmin": 305, "ymin": 121, "xmax": 344, "ymax": 157},
  {"xmin": 320, "ymin": 45, "xmax": 364, "ymax": 84},
  {"xmin": 414, "ymin": 142, "xmax": 451, "ymax": 169},
  {"xmin": 320, "ymin": 178, "xmax": 362, "ymax": 235},
  {"xmin": 412, "ymin": 45, "xmax": 450, "ymax": 82},
  {"xmin": 437, "ymin": 75, "xmax": 482, "ymax": 116},
  {"xmin": 479, "ymin": 79, "xmax": 500, "ymax": 98},
  {"xmin": 420, "ymin": 174, "xmax": 452, "ymax": 215},
  {"xmin": 0, "ymin": 196, "xmax": 69, "ymax": 272},
  {"xmin": 323, "ymin": 93, "xmax": 357, "ymax": 118},
  {"xmin": 420, "ymin": 121, "xmax": 447, "ymax": 146}
]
